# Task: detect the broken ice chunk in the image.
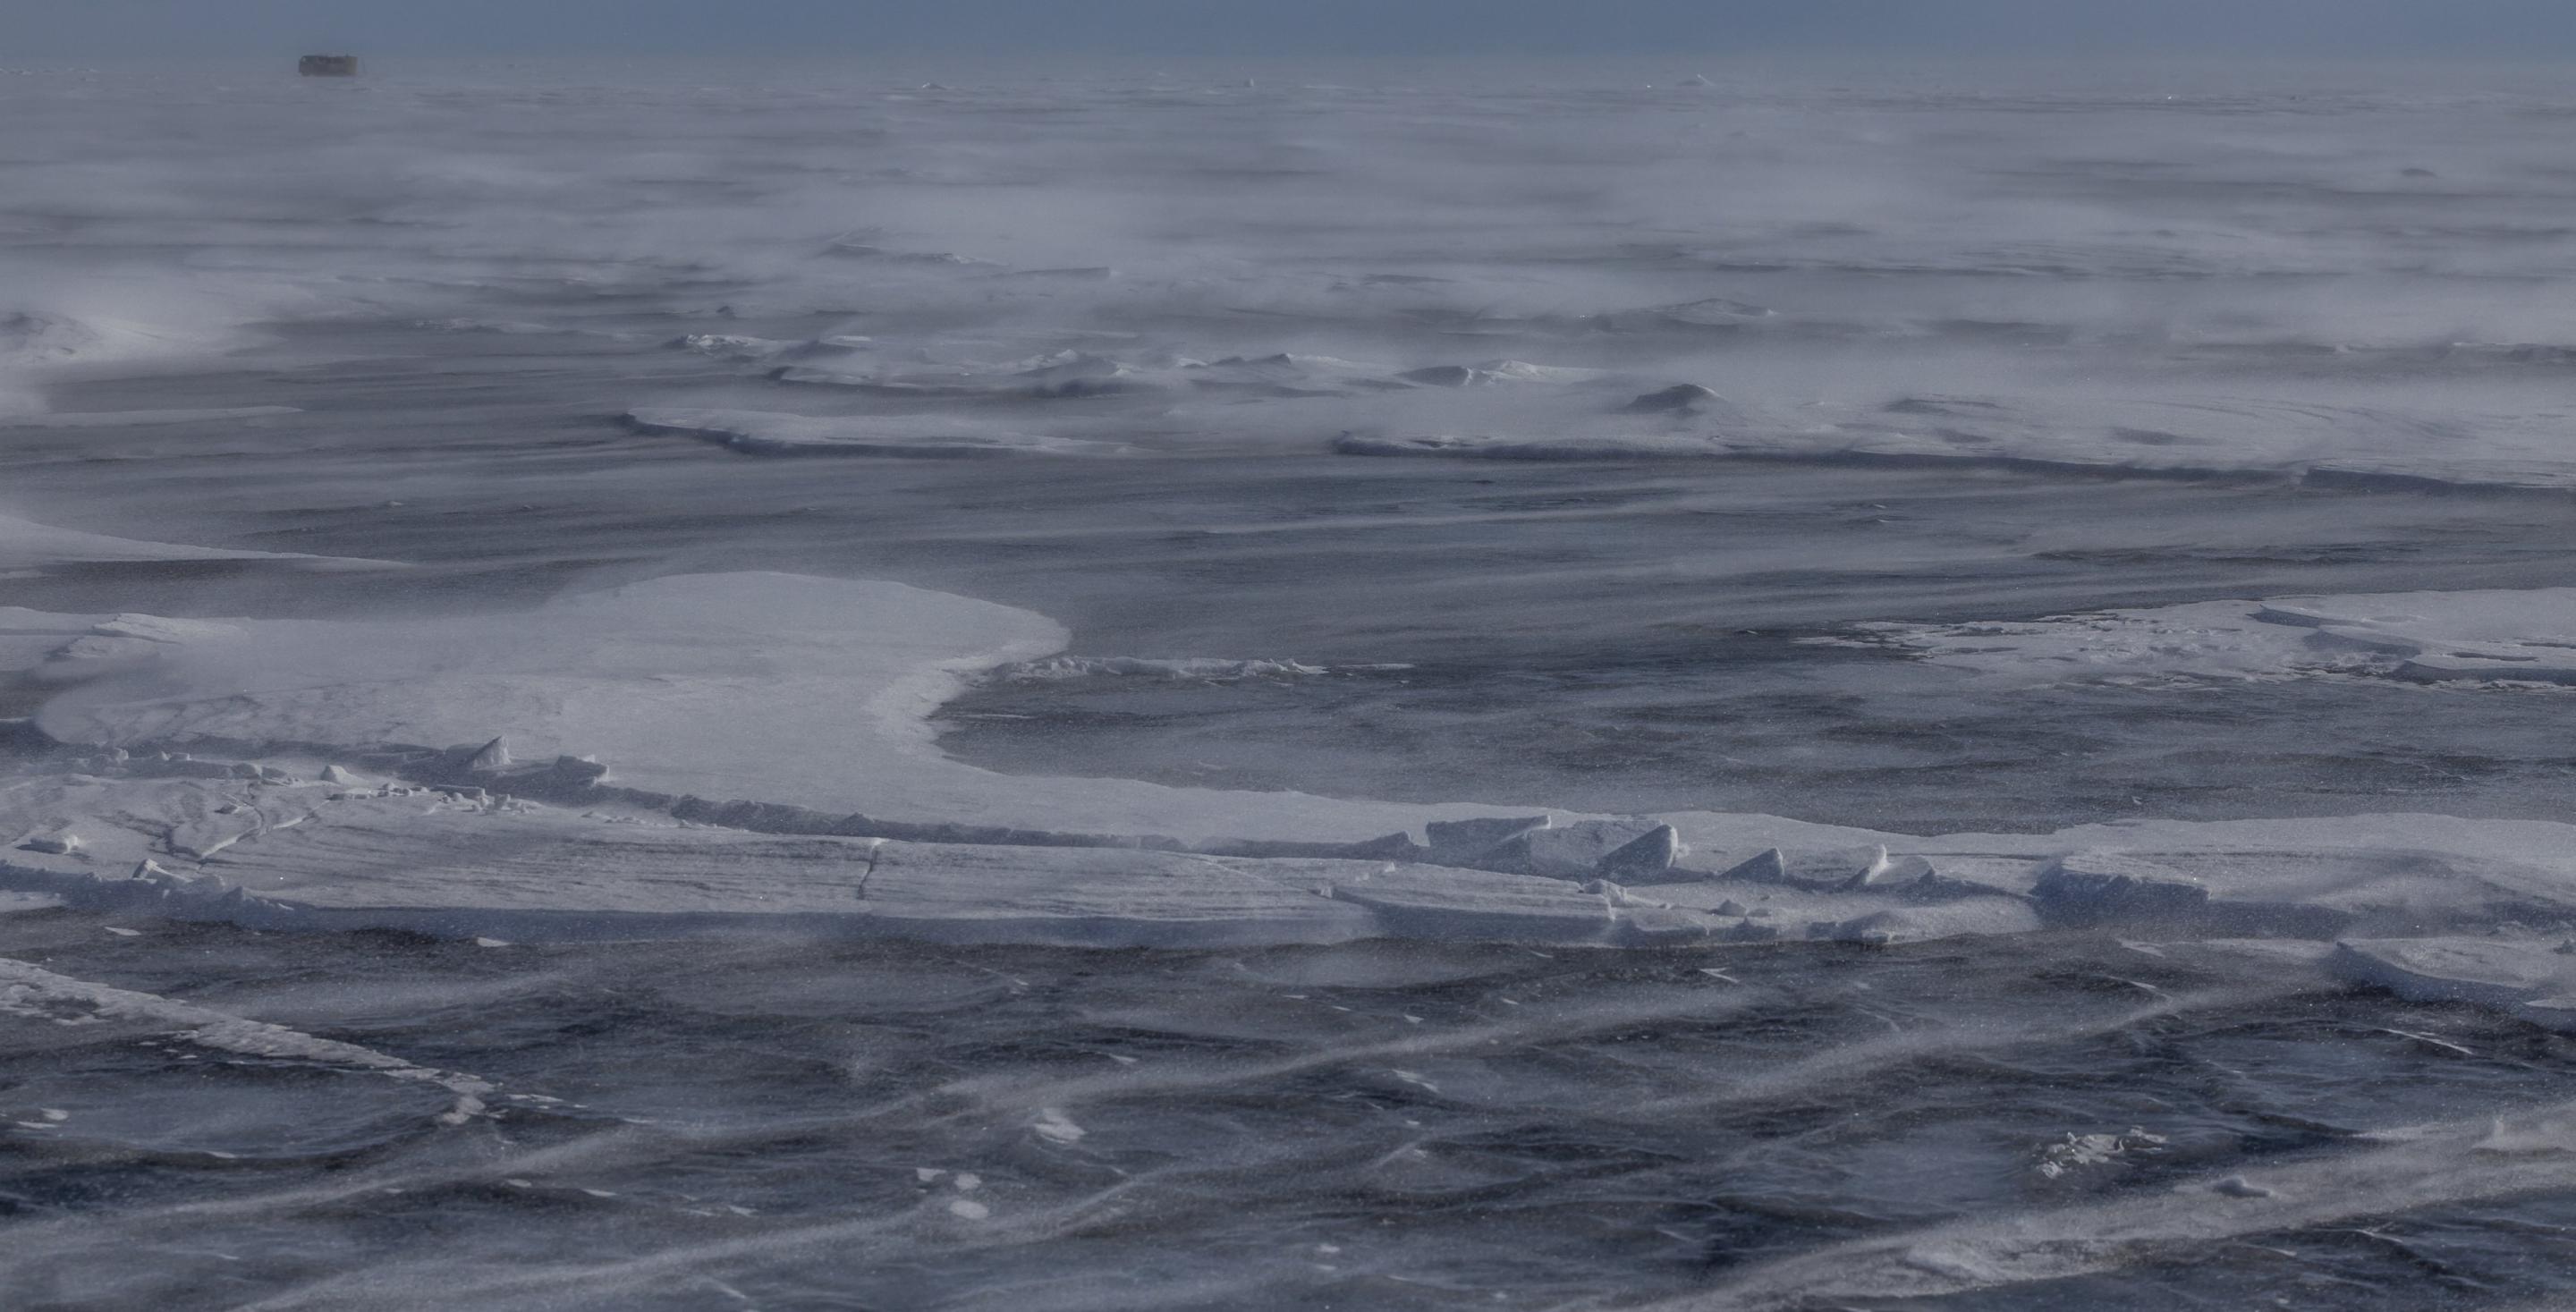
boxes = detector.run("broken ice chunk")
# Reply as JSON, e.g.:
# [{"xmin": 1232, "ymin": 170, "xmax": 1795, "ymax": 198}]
[
  {"xmin": 1716, "ymin": 849, "xmax": 1786, "ymax": 883},
  {"xmin": 1487, "ymin": 819, "xmax": 1674, "ymax": 880},
  {"xmin": 465, "ymin": 737, "xmax": 513, "ymax": 772},
  {"xmin": 1422, "ymin": 815, "xmax": 1548, "ymax": 863},
  {"xmin": 2030, "ymin": 852, "xmax": 2208, "ymax": 927},
  {"xmin": 1596, "ymin": 825, "xmax": 1682, "ymax": 879},
  {"xmin": 1620, "ymin": 383, "xmax": 1724, "ymax": 413}
]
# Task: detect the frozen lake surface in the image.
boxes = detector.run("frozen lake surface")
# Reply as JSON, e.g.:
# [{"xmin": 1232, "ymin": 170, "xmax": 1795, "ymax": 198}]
[{"xmin": 4, "ymin": 55, "xmax": 2576, "ymax": 1308}]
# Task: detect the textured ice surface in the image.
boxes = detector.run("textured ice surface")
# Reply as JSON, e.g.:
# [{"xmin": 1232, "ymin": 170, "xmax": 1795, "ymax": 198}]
[
  {"xmin": 0, "ymin": 955, "xmax": 495, "ymax": 1124},
  {"xmin": 10, "ymin": 56, "xmax": 2576, "ymax": 1311},
  {"xmin": 1866, "ymin": 587, "xmax": 2576, "ymax": 688}
]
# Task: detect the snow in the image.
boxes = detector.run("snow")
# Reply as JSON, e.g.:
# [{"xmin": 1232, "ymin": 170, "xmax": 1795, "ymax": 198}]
[
  {"xmin": 0, "ymin": 512, "xmax": 396, "ymax": 574},
  {"xmin": 22, "ymin": 571, "xmax": 1605, "ymax": 844},
  {"xmin": 2330, "ymin": 936, "xmax": 2576, "ymax": 1031}
]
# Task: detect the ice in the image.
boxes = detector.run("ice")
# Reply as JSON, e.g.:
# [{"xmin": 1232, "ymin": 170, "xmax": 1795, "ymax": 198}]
[
  {"xmin": 1394, "ymin": 360, "xmax": 1608, "ymax": 388},
  {"xmin": 2029, "ymin": 852, "xmax": 2209, "ymax": 927},
  {"xmin": 2033, "ymin": 1127, "xmax": 2167, "ymax": 1180},
  {"xmin": 0, "ymin": 956, "xmax": 496, "ymax": 1125},
  {"xmin": 1329, "ymin": 388, "xmax": 2576, "ymax": 492},
  {"xmin": 1868, "ymin": 586, "xmax": 2576, "ymax": 689},
  {"xmin": 1618, "ymin": 383, "xmax": 1725, "ymax": 414},
  {"xmin": 1484, "ymin": 818, "xmax": 1682, "ymax": 880},
  {"xmin": 1652, "ymin": 1096, "xmax": 2576, "ymax": 1309},
  {"xmin": 620, "ymin": 408, "xmax": 1121, "ymax": 459},
  {"xmin": 30, "ymin": 724, "xmax": 2557, "ymax": 956},
  {"xmin": 985, "ymin": 656, "xmax": 1328, "ymax": 683},
  {"xmin": 1595, "ymin": 825, "xmax": 1682, "ymax": 879}
]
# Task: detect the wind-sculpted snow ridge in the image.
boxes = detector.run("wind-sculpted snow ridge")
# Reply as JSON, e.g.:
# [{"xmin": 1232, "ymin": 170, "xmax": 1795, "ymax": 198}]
[
  {"xmin": 6, "ymin": 570, "xmax": 2576, "ymax": 1036},
  {"xmin": 0, "ymin": 512, "xmax": 399, "ymax": 576},
  {"xmin": 0, "ymin": 270, "xmax": 307, "ymax": 418},
  {"xmin": 619, "ymin": 409, "xmax": 1123, "ymax": 458},
  {"xmin": 1856, "ymin": 587, "xmax": 2576, "ymax": 689},
  {"xmin": 0, "ymin": 955, "xmax": 496, "ymax": 1126}
]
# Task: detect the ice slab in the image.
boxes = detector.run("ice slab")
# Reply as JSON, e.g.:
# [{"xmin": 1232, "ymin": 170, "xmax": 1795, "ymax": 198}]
[
  {"xmin": 10, "ymin": 741, "xmax": 2576, "ymax": 962},
  {"xmin": 0, "ymin": 774, "xmax": 1814, "ymax": 949}
]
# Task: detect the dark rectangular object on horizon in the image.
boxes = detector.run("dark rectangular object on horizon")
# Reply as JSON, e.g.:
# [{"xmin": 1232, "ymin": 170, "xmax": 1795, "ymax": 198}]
[{"xmin": 299, "ymin": 55, "xmax": 359, "ymax": 77}]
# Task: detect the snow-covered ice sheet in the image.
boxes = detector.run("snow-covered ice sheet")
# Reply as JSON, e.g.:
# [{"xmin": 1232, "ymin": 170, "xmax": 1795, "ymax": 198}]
[{"xmin": 5, "ymin": 569, "xmax": 2576, "ymax": 986}]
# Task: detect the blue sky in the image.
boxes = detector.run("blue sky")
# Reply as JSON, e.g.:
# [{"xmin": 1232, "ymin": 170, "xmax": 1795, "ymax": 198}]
[{"xmin": 7, "ymin": 1, "xmax": 2573, "ymax": 57}]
